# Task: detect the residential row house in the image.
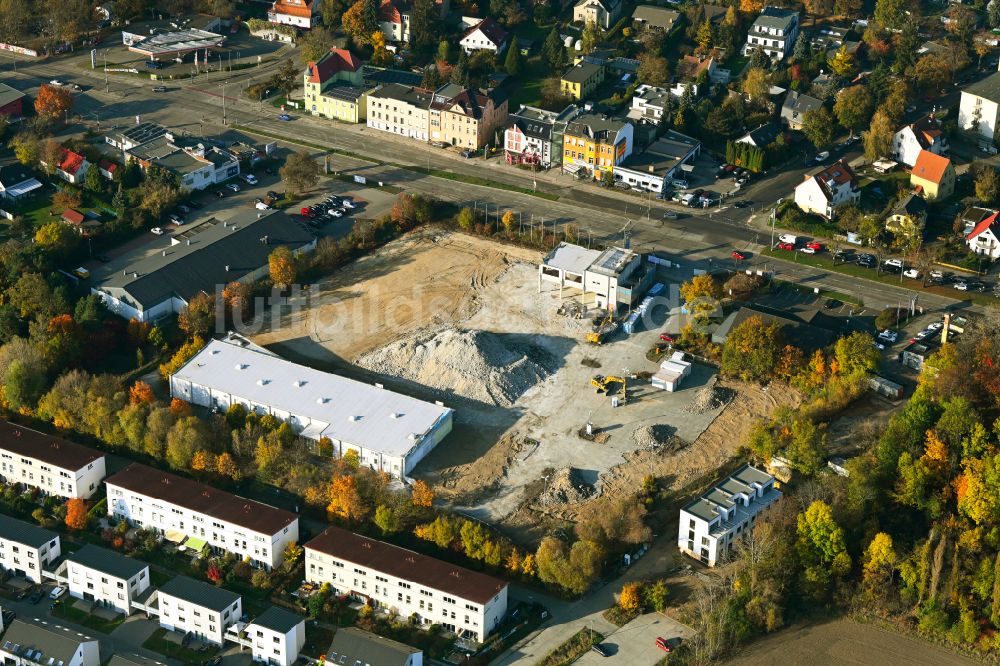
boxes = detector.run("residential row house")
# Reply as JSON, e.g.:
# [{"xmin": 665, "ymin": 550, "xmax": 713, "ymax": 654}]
[
  {"xmin": 241, "ymin": 607, "xmax": 306, "ymax": 666},
  {"xmin": 0, "ymin": 620, "xmax": 100, "ymax": 666},
  {"xmin": 562, "ymin": 113, "xmax": 634, "ymax": 180},
  {"xmin": 305, "ymin": 526, "xmax": 508, "ymax": 643},
  {"xmin": 429, "ymin": 83, "xmax": 508, "ymax": 149},
  {"xmin": 367, "ymin": 83, "xmax": 434, "ymax": 141},
  {"xmin": 0, "ymin": 420, "xmax": 106, "ymax": 499},
  {"xmin": 560, "ymin": 61, "xmax": 605, "ymax": 100},
  {"xmin": 793, "ymin": 159, "xmax": 860, "ymax": 219},
  {"xmin": 892, "ymin": 115, "xmax": 949, "ymax": 167},
  {"xmin": 304, "ymin": 48, "xmax": 367, "ymax": 123},
  {"xmin": 156, "ymin": 575, "xmax": 243, "ymax": 646},
  {"xmin": 105, "ymin": 463, "xmax": 300, "ymax": 570},
  {"xmin": 678, "ymin": 464, "xmax": 781, "ymax": 566},
  {"xmin": 0, "ymin": 514, "xmax": 61, "ymax": 584},
  {"xmin": 503, "ymin": 104, "xmax": 579, "ymax": 167},
  {"xmin": 743, "ymin": 7, "xmax": 799, "ymax": 61},
  {"xmin": 65, "ymin": 544, "xmax": 151, "ymax": 616}
]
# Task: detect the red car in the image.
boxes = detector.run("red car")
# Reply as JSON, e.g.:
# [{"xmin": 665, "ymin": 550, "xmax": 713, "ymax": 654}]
[
  {"xmin": 656, "ymin": 637, "xmax": 682, "ymax": 653},
  {"xmin": 806, "ymin": 241, "xmax": 822, "ymax": 251},
  {"xmin": 659, "ymin": 333, "xmax": 675, "ymax": 343},
  {"xmin": 731, "ymin": 250, "xmax": 747, "ymax": 260},
  {"xmin": 776, "ymin": 242, "xmax": 794, "ymax": 251},
  {"xmin": 300, "ymin": 207, "xmax": 310, "ymax": 216}
]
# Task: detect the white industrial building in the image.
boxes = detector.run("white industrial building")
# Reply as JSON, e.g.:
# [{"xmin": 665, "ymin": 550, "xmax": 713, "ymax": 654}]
[
  {"xmin": 677, "ymin": 465, "xmax": 781, "ymax": 566},
  {"xmin": 156, "ymin": 575, "xmax": 243, "ymax": 646},
  {"xmin": 0, "ymin": 515, "xmax": 60, "ymax": 584},
  {"xmin": 105, "ymin": 462, "xmax": 299, "ymax": 570},
  {"xmin": 0, "ymin": 421, "xmax": 106, "ymax": 499},
  {"xmin": 0, "ymin": 619, "xmax": 100, "ymax": 666},
  {"xmin": 651, "ymin": 351, "xmax": 691, "ymax": 392},
  {"xmin": 539, "ymin": 244, "xmax": 652, "ymax": 310},
  {"xmin": 169, "ymin": 336, "xmax": 454, "ymax": 479},
  {"xmin": 65, "ymin": 544, "xmax": 151, "ymax": 616},
  {"xmin": 305, "ymin": 526, "xmax": 508, "ymax": 643}
]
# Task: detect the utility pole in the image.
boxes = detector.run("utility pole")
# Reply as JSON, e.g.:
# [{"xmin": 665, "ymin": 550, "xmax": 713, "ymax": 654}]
[
  {"xmin": 104, "ymin": 51, "xmax": 108, "ymax": 93},
  {"xmin": 222, "ymin": 80, "xmax": 227, "ymax": 125}
]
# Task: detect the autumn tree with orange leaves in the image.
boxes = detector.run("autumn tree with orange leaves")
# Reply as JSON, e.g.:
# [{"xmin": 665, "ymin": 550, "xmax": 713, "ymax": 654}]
[
  {"xmin": 65, "ymin": 498, "xmax": 88, "ymax": 530},
  {"xmin": 411, "ymin": 479, "xmax": 435, "ymax": 507},
  {"xmin": 327, "ymin": 475, "xmax": 367, "ymax": 521},
  {"xmin": 35, "ymin": 84, "xmax": 73, "ymax": 120},
  {"xmin": 129, "ymin": 380, "xmax": 155, "ymax": 405}
]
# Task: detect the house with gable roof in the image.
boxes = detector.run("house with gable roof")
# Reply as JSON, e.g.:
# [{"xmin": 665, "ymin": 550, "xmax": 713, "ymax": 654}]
[
  {"xmin": 910, "ymin": 150, "xmax": 955, "ymax": 201},
  {"xmin": 967, "ymin": 211, "xmax": 1000, "ymax": 259},
  {"xmin": 892, "ymin": 115, "xmax": 949, "ymax": 167},
  {"xmin": 793, "ymin": 159, "xmax": 860, "ymax": 219},
  {"xmin": 303, "ymin": 48, "xmax": 367, "ymax": 123},
  {"xmin": 460, "ymin": 18, "xmax": 508, "ymax": 54}
]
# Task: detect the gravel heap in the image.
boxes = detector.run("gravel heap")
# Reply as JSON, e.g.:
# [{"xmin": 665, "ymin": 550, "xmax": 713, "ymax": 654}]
[
  {"xmin": 538, "ymin": 467, "xmax": 595, "ymax": 506},
  {"xmin": 686, "ymin": 383, "xmax": 735, "ymax": 414},
  {"xmin": 357, "ymin": 327, "xmax": 555, "ymax": 407},
  {"xmin": 632, "ymin": 424, "xmax": 683, "ymax": 452}
]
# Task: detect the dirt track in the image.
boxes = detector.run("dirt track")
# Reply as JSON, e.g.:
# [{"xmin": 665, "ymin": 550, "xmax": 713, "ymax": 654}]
[{"xmin": 724, "ymin": 618, "xmax": 979, "ymax": 666}]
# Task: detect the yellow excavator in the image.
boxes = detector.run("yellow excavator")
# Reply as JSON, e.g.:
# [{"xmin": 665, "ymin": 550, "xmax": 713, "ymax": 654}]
[
  {"xmin": 591, "ymin": 375, "xmax": 627, "ymax": 402},
  {"xmin": 586, "ymin": 310, "xmax": 618, "ymax": 345}
]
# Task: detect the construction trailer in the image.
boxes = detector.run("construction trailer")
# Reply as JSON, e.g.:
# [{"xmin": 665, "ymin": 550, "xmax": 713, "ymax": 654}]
[{"xmin": 651, "ymin": 351, "xmax": 691, "ymax": 392}]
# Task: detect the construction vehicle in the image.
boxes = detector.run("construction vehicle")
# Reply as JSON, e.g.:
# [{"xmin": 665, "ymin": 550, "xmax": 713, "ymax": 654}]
[
  {"xmin": 586, "ymin": 311, "xmax": 618, "ymax": 345},
  {"xmin": 591, "ymin": 375, "xmax": 627, "ymax": 403}
]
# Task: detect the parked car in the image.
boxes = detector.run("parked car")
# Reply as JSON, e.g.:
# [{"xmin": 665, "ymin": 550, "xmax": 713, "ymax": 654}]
[
  {"xmin": 267, "ymin": 190, "xmax": 280, "ymax": 200},
  {"xmin": 731, "ymin": 250, "xmax": 747, "ymax": 260},
  {"xmin": 659, "ymin": 333, "xmax": 675, "ymax": 343},
  {"xmin": 884, "ymin": 258, "xmax": 904, "ymax": 269},
  {"xmin": 341, "ymin": 200, "xmax": 355, "ymax": 209},
  {"xmin": 953, "ymin": 281, "xmax": 969, "ymax": 291},
  {"xmin": 168, "ymin": 214, "xmax": 183, "ymax": 225},
  {"xmin": 243, "ymin": 174, "xmax": 258, "ymax": 185},
  {"xmin": 277, "ymin": 114, "xmax": 292, "ymax": 121},
  {"xmin": 815, "ymin": 151, "xmax": 830, "ymax": 162},
  {"xmin": 800, "ymin": 246, "xmax": 817, "ymax": 254},
  {"xmin": 806, "ymin": 241, "xmax": 822, "ymax": 252},
  {"xmin": 431, "ymin": 141, "xmax": 447, "ymax": 148},
  {"xmin": 152, "ymin": 86, "xmax": 167, "ymax": 92},
  {"xmin": 1, "ymin": 609, "xmax": 13, "ymax": 626},
  {"xmin": 590, "ymin": 644, "xmax": 609, "ymax": 657},
  {"xmin": 778, "ymin": 233, "xmax": 798, "ymax": 245},
  {"xmin": 50, "ymin": 586, "xmax": 66, "ymax": 600},
  {"xmin": 27, "ymin": 587, "xmax": 43, "ymax": 604},
  {"xmin": 215, "ymin": 190, "xmax": 225, "ymax": 198},
  {"xmin": 662, "ymin": 210, "xmax": 678, "ymax": 219},
  {"xmin": 460, "ymin": 149, "xmax": 476, "ymax": 158},
  {"xmin": 328, "ymin": 209, "xmax": 344, "ymax": 217},
  {"xmin": 733, "ymin": 199, "xmax": 750, "ymax": 208},
  {"xmin": 878, "ymin": 330, "xmax": 899, "ymax": 343},
  {"xmin": 226, "ymin": 183, "xmax": 241, "ymax": 192},
  {"xmin": 857, "ymin": 254, "xmax": 876, "ymax": 267},
  {"xmin": 929, "ymin": 269, "xmax": 944, "ymax": 279},
  {"xmin": 151, "ymin": 227, "xmax": 164, "ymax": 235},
  {"xmin": 48, "ymin": 79, "xmax": 64, "ymax": 86},
  {"xmin": 776, "ymin": 242, "xmax": 795, "ymax": 251},
  {"xmin": 656, "ymin": 637, "xmax": 682, "ymax": 653}
]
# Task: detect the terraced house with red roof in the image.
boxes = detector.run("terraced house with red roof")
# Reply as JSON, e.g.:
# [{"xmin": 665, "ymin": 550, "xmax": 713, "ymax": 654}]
[
  {"xmin": 303, "ymin": 48, "xmax": 367, "ymax": 123},
  {"xmin": 305, "ymin": 526, "xmax": 508, "ymax": 643}
]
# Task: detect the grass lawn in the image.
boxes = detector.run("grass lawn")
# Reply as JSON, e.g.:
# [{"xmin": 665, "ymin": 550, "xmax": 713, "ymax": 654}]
[
  {"xmin": 52, "ymin": 601, "xmax": 127, "ymax": 633},
  {"xmin": 143, "ymin": 627, "xmax": 219, "ymax": 664},
  {"xmin": 538, "ymin": 628, "xmax": 604, "ymax": 666}
]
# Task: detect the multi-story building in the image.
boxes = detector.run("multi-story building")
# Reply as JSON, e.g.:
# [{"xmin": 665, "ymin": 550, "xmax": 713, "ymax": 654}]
[
  {"xmin": 124, "ymin": 133, "xmax": 240, "ymax": 191},
  {"xmin": 677, "ymin": 464, "xmax": 781, "ymax": 566},
  {"xmin": 305, "ymin": 526, "xmax": 508, "ymax": 643},
  {"xmin": 379, "ymin": 0, "xmax": 411, "ymax": 43},
  {"xmin": 613, "ymin": 130, "xmax": 701, "ymax": 194},
  {"xmin": 156, "ymin": 575, "xmax": 243, "ymax": 646},
  {"xmin": 504, "ymin": 104, "xmax": 578, "ymax": 167},
  {"xmin": 892, "ymin": 116, "xmax": 948, "ymax": 167},
  {"xmin": 268, "ymin": 0, "xmax": 317, "ymax": 28},
  {"xmin": 910, "ymin": 149, "xmax": 955, "ymax": 201},
  {"xmin": 244, "ymin": 607, "xmax": 306, "ymax": 666},
  {"xmin": 65, "ymin": 544, "xmax": 150, "ymax": 615},
  {"xmin": 966, "ymin": 211, "xmax": 1000, "ymax": 259},
  {"xmin": 628, "ymin": 84, "xmax": 671, "ymax": 122},
  {"xmin": 780, "ymin": 90, "xmax": 823, "ymax": 131},
  {"xmin": 105, "ymin": 463, "xmax": 299, "ymax": 570},
  {"xmin": 560, "ymin": 61, "xmax": 605, "ymax": 101},
  {"xmin": 0, "ymin": 619, "xmax": 100, "ymax": 666},
  {"xmin": 0, "ymin": 421, "xmax": 106, "ymax": 499},
  {"xmin": 459, "ymin": 18, "xmax": 507, "ymax": 54},
  {"xmin": 367, "ymin": 83, "xmax": 433, "ymax": 141},
  {"xmin": 885, "ymin": 192, "xmax": 927, "ymax": 242},
  {"xmin": 0, "ymin": 515, "xmax": 60, "ymax": 583},
  {"xmin": 304, "ymin": 48, "xmax": 367, "ymax": 123},
  {"xmin": 573, "ymin": 0, "xmax": 622, "ymax": 29},
  {"xmin": 429, "ymin": 84, "xmax": 508, "ymax": 149},
  {"xmin": 325, "ymin": 628, "xmax": 423, "ymax": 666},
  {"xmin": 562, "ymin": 113, "xmax": 634, "ymax": 180},
  {"xmin": 793, "ymin": 159, "xmax": 860, "ymax": 219},
  {"xmin": 743, "ymin": 7, "xmax": 799, "ymax": 61},
  {"xmin": 958, "ymin": 66, "xmax": 1000, "ymax": 145}
]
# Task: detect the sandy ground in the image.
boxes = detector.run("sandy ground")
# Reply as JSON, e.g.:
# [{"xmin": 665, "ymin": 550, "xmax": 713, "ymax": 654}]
[{"xmin": 723, "ymin": 618, "xmax": 979, "ymax": 666}]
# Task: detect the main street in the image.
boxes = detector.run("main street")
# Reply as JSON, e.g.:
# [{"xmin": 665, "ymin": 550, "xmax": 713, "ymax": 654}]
[{"xmin": 0, "ymin": 47, "xmax": 975, "ymax": 316}]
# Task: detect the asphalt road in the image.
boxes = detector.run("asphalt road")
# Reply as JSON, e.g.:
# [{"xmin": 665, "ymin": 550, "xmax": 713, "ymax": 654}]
[{"xmin": 0, "ymin": 45, "xmax": 982, "ymax": 317}]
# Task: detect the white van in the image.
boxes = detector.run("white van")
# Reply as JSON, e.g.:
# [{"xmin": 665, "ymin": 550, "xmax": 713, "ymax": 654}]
[
  {"xmin": 681, "ymin": 193, "xmax": 696, "ymax": 206},
  {"xmin": 778, "ymin": 233, "xmax": 798, "ymax": 245}
]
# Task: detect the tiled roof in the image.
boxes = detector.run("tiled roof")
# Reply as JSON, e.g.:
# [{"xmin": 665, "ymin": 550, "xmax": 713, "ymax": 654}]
[
  {"xmin": 307, "ymin": 48, "xmax": 362, "ymax": 84},
  {"xmin": 0, "ymin": 420, "xmax": 104, "ymax": 470},
  {"xmin": 968, "ymin": 211, "xmax": 1000, "ymax": 240},
  {"xmin": 98, "ymin": 158, "xmax": 118, "ymax": 173},
  {"xmin": 58, "ymin": 148, "xmax": 86, "ymax": 175},
  {"xmin": 911, "ymin": 150, "xmax": 951, "ymax": 185},
  {"xmin": 379, "ymin": 0, "xmax": 409, "ymax": 23},
  {"xmin": 62, "ymin": 208, "xmax": 85, "ymax": 225},
  {"xmin": 675, "ymin": 55, "xmax": 713, "ymax": 80},
  {"xmin": 271, "ymin": 0, "xmax": 313, "ymax": 18},
  {"xmin": 463, "ymin": 17, "xmax": 507, "ymax": 46}
]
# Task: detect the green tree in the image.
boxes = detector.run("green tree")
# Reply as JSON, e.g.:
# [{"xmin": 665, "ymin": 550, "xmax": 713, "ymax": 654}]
[
  {"xmin": 280, "ymin": 151, "xmax": 321, "ymax": 194},
  {"xmin": 460, "ymin": 520, "xmax": 490, "ymax": 560},
  {"xmin": 581, "ymin": 20, "xmax": 600, "ymax": 53},
  {"xmin": 834, "ymin": 331, "xmax": 880, "ymax": 376},
  {"xmin": 801, "ymin": 107, "xmax": 835, "ymax": 150},
  {"xmin": 862, "ymin": 532, "xmax": 897, "ymax": 600},
  {"xmin": 975, "ymin": 165, "xmax": 999, "ymax": 204},
  {"xmin": 165, "ymin": 416, "xmax": 211, "ymax": 470},
  {"xmin": 720, "ymin": 315, "xmax": 783, "ymax": 382},
  {"xmin": 374, "ymin": 504, "xmax": 401, "ymax": 534},
  {"xmin": 9, "ymin": 132, "xmax": 39, "ymax": 166},
  {"xmin": 409, "ymin": 0, "xmax": 439, "ymax": 51},
  {"xmin": 84, "ymin": 163, "xmax": 103, "ymax": 192},
  {"xmin": 833, "ymin": 85, "xmax": 873, "ymax": 132},
  {"xmin": 637, "ymin": 54, "xmax": 668, "ymax": 87},
  {"xmin": 786, "ymin": 419, "xmax": 827, "ymax": 476},
  {"xmin": 543, "ymin": 27, "xmax": 566, "ymax": 70},
  {"xmin": 342, "ymin": 0, "xmax": 378, "ymax": 45},
  {"xmin": 178, "ymin": 292, "xmax": 216, "ymax": 339},
  {"xmin": 695, "ymin": 20, "xmax": 713, "ymax": 51},
  {"xmin": 456, "ymin": 206, "xmax": 475, "ymax": 230},
  {"xmin": 34, "ymin": 221, "xmax": 79, "ymax": 257},
  {"xmin": 504, "ymin": 36, "xmax": 522, "ymax": 76},
  {"xmin": 796, "ymin": 500, "xmax": 851, "ymax": 599},
  {"xmin": 863, "ymin": 109, "xmax": 894, "ymax": 160},
  {"xmin": 874, "ymin": 0, "xmax": 907, "ymax": 30},
  {"xmin": 298, "ymin": 26, "xmax": 336, "ymax": 62}
]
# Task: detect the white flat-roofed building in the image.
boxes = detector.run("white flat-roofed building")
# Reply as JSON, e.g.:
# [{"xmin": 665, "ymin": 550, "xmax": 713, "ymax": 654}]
[
  {"xmin": 66, "ymin": 544, "xmax": 150, "ymax": 615},
  {"xmin": 539, "ymin": 243, "xmax": 650, "ymax": 310},
  {"xmin": 169, "ymin": 336, "xmax": 454, "ymax": 479},
  {"xmin": 0, "ymin": 515, "xmax": 60, "ymax": 583},
  {"xmin": 0, "ymin": 619, "xmax": 100, "ymax": 666},
  {"xmin": 244, "ymin": 607, "xmax": 306, "ymax": 666},
  {"xmin": 105, "ymin": 463, "xmax": 299, "ymax": 570},
  {"xmin": 0, "ymin": 421, "xmax": 106, "ymax": 499},
  {"xmin": 305, "ymin": 526, "xmax": 508, "ymax": 643},
  {"xmin": 678, "ymin": 464, "xmax": 781, "ymax": 566},
  {"xmin": 156, "ymin": 575, "xmax": 243, "ymax": 646}
]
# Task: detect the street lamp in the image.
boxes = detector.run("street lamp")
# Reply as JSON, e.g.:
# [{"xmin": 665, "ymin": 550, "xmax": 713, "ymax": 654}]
[{"xmin": 221, "ymin": 81, "xmax": 227, "ymax": 125}]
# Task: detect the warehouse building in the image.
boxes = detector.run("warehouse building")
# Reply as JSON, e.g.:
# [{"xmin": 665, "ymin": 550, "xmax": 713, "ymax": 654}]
[{"xmin": 169, "ymin": 335, "xmax": 454, "ymax": 478}]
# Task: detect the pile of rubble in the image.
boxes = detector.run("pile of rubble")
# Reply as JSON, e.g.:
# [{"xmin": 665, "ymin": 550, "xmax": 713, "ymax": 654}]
[
  {"xmin": 632, "ymin": 425, "xmax": 684, "ymax": 453},
  {"xmin": 686, "ymin": 379, "xmax": 735, "ymax": 414},
  {"xmin": 538, "ymin": 467, "xmax": 595, "ymax": 506}
]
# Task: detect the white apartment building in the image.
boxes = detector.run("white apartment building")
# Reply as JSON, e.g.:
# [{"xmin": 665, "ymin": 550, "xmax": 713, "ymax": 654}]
[
  {"xmin": 65, "ymin": 544, "xmax": 150, "ymax": 615},
  {"xmin": 305, "ymin": 526, "xmax": 508, "ymax": 643},
  {"xmin": 678, "ymin": 464, "xmax": 781, "ymax": 566},
  {"xmin": 0, "ymin": 619, "xmax": 100, "ymax": 666},
  {"xmin": 892, "ymin": 116, "xmax": 949, "ymax": 167},
  {"xmin": 244, "ymin": 607, "xmax": 306, "ymax": 666},
  {"xmin": 958, "ymin": 66, "xmax": 1000, "ymax": 145},
  {"xmin": 0, "ymin": 515, "xmax": 60, "ymax": 584},
  {"xmin": 743, "ymin": 7, "xmax": 799, "ymax": 61},
  {"xmin": 793, "ymin": 160, "xmax": 860, "ymax": 219},
  {"xmin": 105, "ymin": 463, "xmax": 299, "ymax": 570},
  {"xmin": 156, "ymin": 575, "xmax": 243, "ymax": 646},
  {"xmin": 0, "ymin": 421, "xmax": 106, "ymax": 499},
  {"xmin": 367, "ymin": 83, "xmax": 432, "ymax": 142}
]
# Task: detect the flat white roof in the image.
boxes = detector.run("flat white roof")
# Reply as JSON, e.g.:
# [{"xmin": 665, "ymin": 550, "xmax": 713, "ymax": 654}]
[
  {"xmin": 543, "ymin": 242, "xmax": 601, "ymax": 275},
  {"xmin": 173, "ymin": 339, "xmax": 453, "ymax": 458}
]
